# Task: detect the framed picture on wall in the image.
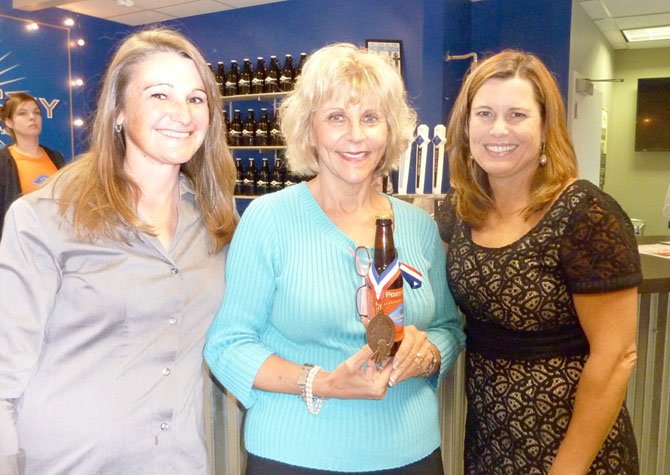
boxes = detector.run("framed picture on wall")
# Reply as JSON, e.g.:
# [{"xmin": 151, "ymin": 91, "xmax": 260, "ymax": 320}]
[{"xmin": 365, "ymin": 39, "xmax": 403, "ymax": 79}]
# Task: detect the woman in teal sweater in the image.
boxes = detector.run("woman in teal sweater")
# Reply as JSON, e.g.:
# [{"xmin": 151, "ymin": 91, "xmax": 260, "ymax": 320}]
[{"xmin": 204, "ymin": 43, "xmax": 465, "ymax": 474}]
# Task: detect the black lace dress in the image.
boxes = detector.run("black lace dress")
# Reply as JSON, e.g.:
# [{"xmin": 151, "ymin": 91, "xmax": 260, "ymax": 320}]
[{"xmin": 436, "ymin": 180, "xmax": 642, "ymax": 475}]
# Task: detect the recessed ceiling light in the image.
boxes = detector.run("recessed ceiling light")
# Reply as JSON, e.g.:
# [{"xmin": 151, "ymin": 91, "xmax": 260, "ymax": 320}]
[{"xmin": 622, "ymin": 25, "xmax": 670, "ymax": 43}]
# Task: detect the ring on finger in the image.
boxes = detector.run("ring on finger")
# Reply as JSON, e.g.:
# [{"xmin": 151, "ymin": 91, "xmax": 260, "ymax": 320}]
[{"xmin": 414, "ymin": 352, "xmax": 425, "ymax": 366}]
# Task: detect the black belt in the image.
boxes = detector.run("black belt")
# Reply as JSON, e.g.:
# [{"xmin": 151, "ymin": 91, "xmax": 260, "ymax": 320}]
[{"xmin": 466, "ymin": 317, "xmax": 589, "ymax": 360}]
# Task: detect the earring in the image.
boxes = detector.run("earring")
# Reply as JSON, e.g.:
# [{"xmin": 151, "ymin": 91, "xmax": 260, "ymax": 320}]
[
  {"xmin": 114, "ymin": 122, "xmax": 123, "ymax": 133},
  {"xmin": 539, "ymin": 143, "xmax": 547, "ymax": 166}
]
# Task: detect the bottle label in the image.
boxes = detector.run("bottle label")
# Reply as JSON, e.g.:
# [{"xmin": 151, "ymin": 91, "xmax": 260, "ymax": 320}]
[
  {"xmin": 252, "ymin": 78, "xmax": 264, "ymax": 86},
  {"xmin": 377, "ymin": 288, "xmax": 404, "ymax": 342},
  {"xmin": 238, "ymin": 79, "xmax": 250, "ymax": 86}
]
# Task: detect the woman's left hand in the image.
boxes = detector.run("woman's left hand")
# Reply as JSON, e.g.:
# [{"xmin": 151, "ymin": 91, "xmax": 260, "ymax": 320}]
[{"xmin": 388, "ymin": 325, "xmax": 437, "ymax": 386}]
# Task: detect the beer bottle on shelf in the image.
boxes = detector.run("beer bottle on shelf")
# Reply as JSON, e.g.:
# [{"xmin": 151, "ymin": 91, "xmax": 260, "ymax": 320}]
[
  {"xmin": 228, "ymin": 109, "xmax": 243, "ymax": 146},
  {"xmin": 373, "ymin": 214, "xmax": 404, "ymax": 355},
  {"xmin": 283, "ymin": 163, "xmax": 298, "ymax": 188},
  {"xmin": 265, "ymin": 56, "xmax": 280, "ymax": 93},
  {"xmin": 243, "ymin": 158, "xmax": 258, "ymax": 195},
  {"xmin": 238, "ymin": 58, "xmax": 253, "ymax": 95},
  {"xmin": 252, "ymin": 57, "xmax": 266, "ymax": 94},
  {"xmin": 235, "ymin": 158, "xmax": 245, "ymax": 195},
  {"xmin": 296, "ymin": 52, "xmax": 307, "ymax": 81},
  {"xmin": 256, "ymin": 158, "xmax": 270, "ymax": 196},
  {"xmin": 223, "ymin": 109, "xmax": 230, "ymax": 139},
  {"xmin": 255, "ymin": 108, "xmax": 271, "ymax": 146},
  {"xmin": 269, "ymin": 156, "xmax": 285, "ymax": 192},
  {"xmin": 241, "ymin": 109, "xmax": 256, "ymax": 146},
  {"xmin": 279, "ymin": 54, "xmax": 295, "ymax": 92},
  {"xmin": 225, "ymin": 60, "xmax": 239, "ymax": 96},
  {"xmin": 216, "ymin": 61, "xmax": 226, "ymax": 96},
  {"xmin": 269, "ymin": 110, "xmax": 283, "ymax": 146}
]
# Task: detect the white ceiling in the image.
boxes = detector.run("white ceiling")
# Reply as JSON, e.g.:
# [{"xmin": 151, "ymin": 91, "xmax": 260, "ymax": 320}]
[
  {"xmin": 13, "ymin": 0, "xmax": 285, "ymax": 26},
  {"xmin": 11, "ymin": 0, "xmax": 670, "ymax": 51},
  {"xmin": 578, "ymin": 0, "xmax": 670, "ymax": 49}
]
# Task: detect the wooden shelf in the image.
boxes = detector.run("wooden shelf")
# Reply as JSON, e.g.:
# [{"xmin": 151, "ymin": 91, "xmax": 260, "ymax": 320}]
[
  {"xmin": 229, "ymin": 145, "xmax": 285, "ymax": 151},
  {"xmin": 221, "ymin": 91, "xmax": 289, "ymax": 103}
]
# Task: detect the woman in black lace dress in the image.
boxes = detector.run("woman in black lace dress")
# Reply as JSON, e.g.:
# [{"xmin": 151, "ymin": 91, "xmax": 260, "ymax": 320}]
[{"xmin": 436, "ymin": 50, "xmax": 641, "ymax": 474}]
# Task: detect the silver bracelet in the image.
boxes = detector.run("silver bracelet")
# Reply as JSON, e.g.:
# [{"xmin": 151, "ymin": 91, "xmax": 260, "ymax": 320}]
[
  {"xmin": 297, "ymin": 364, "xmax": 323, "ymax": 415},
  {"xmin": 304, "ymin": 365, "xmax": 322, "ymax": 415}
]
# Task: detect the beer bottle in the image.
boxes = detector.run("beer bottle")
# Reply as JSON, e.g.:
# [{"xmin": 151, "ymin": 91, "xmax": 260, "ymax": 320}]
[
  {"xmin": 252, "ymin": 57, "xmax": 266, "ymax": 94},
  {"xmin": 256, "ymin": 158, "xmax": 270, "ymax": 196},
  {"xmin": 279, "ymin": 54, "xmax": 295, "ymax": 92},
  {"xmin": 296, "ymin": 52, "xmax": 307, "ymax": 81},
  {"xmin": 243, "ymin": 158, "xmax": 257, "ymax": 196},
  {"xmin": 238, "ymin": 58, "xmax": 253, "ymax": 95},
  {"xmin": 265, "ymin": 56, "xmax": 280, "ymax": 93},
  {"xmin": 223, "ymin": 109, "xmax": 230, "ymax": 140},
  {"xmin": 373, "ymin": 214, "xmax": 404, "ymax": 355},
  {"xmin": 235, "ymin": 158, "xmax": 245, "ymax": 195},
  {"xmin": 269, "ymin": 156, "xmax": 284, "ymax": 192},
  {"xmin": 255, "ymin": 108, "xmax": 270, "ymax": 146},
  {"xmin": 241, "ymin": 109, "xmax": 256, "ymax": 146},
  {"xmin": 228, "ymin": 109, "xmax": 243, "ymax": 146},
  {"xmin": 269, "ymin": 110, "xmax": 283, "ymax": 146},
  {"xmin": 225, "ymin": 60, "xmax": 239, "ymax": 96},
  {"xmin": 216, "ymin": 61, "xmax": 226, "ymax": 96},
  {"xmin": 283, "ymin": 170, "xmax": 297, "ymax": 188}
]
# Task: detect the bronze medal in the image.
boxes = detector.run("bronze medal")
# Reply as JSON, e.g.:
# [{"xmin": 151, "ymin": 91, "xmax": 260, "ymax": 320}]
[{"xmin": 366, "ymin": 312, "xmax": 395, "ymax": 363}]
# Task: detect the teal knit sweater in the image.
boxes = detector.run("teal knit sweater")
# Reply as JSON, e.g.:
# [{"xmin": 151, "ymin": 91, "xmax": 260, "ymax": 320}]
[{"xmin": 204, "ymin": 182, "xmax": 465, "ymax": 472}]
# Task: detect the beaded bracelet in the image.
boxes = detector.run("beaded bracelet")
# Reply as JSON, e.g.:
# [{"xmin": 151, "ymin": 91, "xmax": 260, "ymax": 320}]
[
  {"xmin": 297, "ymin": 364, "xmax": 323, "ymax": 415},
  {"xmin": 304, "ymin": 364, "xmax": 323, "ymax": 415}
]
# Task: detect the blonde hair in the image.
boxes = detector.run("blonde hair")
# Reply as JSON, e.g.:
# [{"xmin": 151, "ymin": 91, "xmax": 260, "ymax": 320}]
[
  {"xmin": 53, "ymin": 27, "xmax": 237, "ymax": 252},
  {"xmin": 280, "ymin": 43, "xmax": 416, "ymax": 176},
  {"xmin": 445, "ymin": 49, "xmax": 578, "ymax": 227},
  {"xmin": 0, "ymin": 92, "xmax": 41, "ymax": 141}
]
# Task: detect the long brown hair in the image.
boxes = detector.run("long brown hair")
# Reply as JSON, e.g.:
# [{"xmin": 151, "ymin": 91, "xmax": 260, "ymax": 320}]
[
  {"xmin": 53, "ymin": 27, "xmax": 237, "ymax": 252},
  {"xmin": 445, "ymin": 49, "xmax": 578, "ymax": 227}
]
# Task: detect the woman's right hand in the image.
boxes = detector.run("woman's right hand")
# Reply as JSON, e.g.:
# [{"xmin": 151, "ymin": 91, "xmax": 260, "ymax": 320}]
[{"xmin": 314, "ymin": 345, "xmax": 393, "ymax": 400}]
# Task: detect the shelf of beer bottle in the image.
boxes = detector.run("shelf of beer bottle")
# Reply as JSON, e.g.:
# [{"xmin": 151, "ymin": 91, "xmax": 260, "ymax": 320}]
[
  {"xmin": 221, "ymin": 92, "xmax": 290, "ymax": 103},
  {"xmin": 228, "ymin": 145, "xmax": 286, "ymax": 150}
]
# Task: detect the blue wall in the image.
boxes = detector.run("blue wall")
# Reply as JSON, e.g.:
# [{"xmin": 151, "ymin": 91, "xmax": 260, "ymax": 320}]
[
  {"xmin": 165, "ymin": 0, "xmax": 447, "ymax": 128},
  {"xmin": 1, "ymin": 0, "xmax": 573, "ymax": 160},
  {"xmin": 0, "ymin": 0, "xmax": 130, "ymax": 159},
  {"xmin": 470, "ymin": 0, "xmax": 572, "ymax": 101}
]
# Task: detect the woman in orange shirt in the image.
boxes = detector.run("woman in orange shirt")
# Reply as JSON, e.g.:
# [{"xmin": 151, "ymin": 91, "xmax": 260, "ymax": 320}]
[{"xmin": 0, "ymin": 93, "xmax": 65, "ymax": 238}]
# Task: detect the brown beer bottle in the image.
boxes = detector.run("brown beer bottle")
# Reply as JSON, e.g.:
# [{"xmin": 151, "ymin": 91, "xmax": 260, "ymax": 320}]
[{"xmin": 373, "ymin": 214, "xmax": 404, "ymax": 355}]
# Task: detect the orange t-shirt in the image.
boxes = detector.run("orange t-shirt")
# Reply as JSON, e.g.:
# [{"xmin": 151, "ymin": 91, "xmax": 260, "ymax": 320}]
[{"xmin": 9, "ymin": 145, "xmax": 58, "ymax": 193}]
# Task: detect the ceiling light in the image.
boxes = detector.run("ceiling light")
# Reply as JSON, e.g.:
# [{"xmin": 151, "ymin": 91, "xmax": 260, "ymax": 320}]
[{"xmin": 621, "ymin": 25, "xmax": 670, "ymax": 43}]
